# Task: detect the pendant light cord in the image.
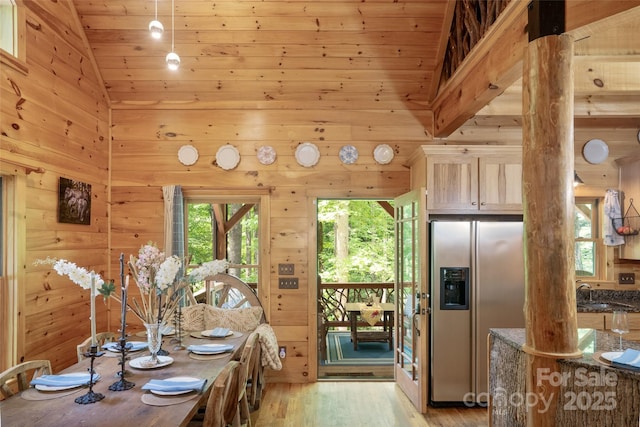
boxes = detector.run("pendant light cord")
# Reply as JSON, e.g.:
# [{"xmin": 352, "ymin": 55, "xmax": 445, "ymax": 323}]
[{"xmin": 171, "ymin": 0, "xmax": 175, "ymax": 51}]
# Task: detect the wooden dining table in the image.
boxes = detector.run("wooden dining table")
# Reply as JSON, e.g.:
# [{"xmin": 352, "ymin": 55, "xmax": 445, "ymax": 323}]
[{"xmin": 0, "ymin": 332, "xmax": 247, "ymax": 427}]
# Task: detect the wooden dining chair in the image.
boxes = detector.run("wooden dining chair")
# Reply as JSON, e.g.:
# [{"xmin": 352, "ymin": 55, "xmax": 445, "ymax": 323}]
[
  {"xmin": 204, "ymin": 273, "xmax": 267, "ymax": 323},
  {"xmin": 0, "ymin": 360, "xmax": 52, "ymax": 399},
  {"xmin": 191, "ymin": 360, "xmax": 241, "ymax": 427},
  {"xmin": 236, "ymin": 332, "xmax": 260, "ymax": 426},
  {"xmin": 76, "ymin": 331, "xmax": 117, "ymax": 362},
  {"xmin": 246, "ymin": 336, "xmax": 263, "ymax": 411}
]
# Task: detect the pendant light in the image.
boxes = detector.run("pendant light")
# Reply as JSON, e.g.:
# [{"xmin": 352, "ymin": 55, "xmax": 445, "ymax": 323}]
[
  {"xmin": 165, "ymin": 0, "xmax": 180, "ymax": 70},
  {"xmin": 148, "ymin": 0, "xmax": 163, "ymax": 39}
]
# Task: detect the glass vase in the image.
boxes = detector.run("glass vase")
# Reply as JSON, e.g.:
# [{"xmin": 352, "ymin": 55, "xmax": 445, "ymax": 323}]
[{"xmin": 144, "ymin": 322, "xmax": 163, "ymax": 364}]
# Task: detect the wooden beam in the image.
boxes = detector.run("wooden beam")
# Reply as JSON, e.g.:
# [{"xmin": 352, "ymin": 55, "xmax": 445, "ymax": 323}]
[
  {"xmin": 225, "ymin": 203, "xmax": 255, "ymax": 231},
  {"xmin": 432, "ymin": 0, "xmax": 529, "ymax": 137},
  {"xmin": 432, "ymin": 1, "xmax": 640, "ymax": 137},
  {"xmin": 376, "ymin": 201, "xmax": 394, "ymax": 218}
]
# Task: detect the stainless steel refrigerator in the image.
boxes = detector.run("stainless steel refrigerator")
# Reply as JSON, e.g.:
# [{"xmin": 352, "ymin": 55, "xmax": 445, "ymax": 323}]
[{"xmin": 429, "ymin": 219, "xmax": 525, "ymax": 405}]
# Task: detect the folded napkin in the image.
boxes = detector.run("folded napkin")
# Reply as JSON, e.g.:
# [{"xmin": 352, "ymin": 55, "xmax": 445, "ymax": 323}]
[
  {"xmin": 30, "ymin": 373, "xmax": 99, "ymax": 387},
  {"xmin": 187, "ymin": 344, "xmax": 234, "ymax": 354},
  {"xmin": 208, "ymin": 327, "xmax": 231, "ymax": 338},
  {"xmin": 612, "ymin": 349, "xmax": 640, "ymax": 369},
  {"xmin": 141, "ymin": 378, "xmax": 207, "ymax": 393},
  {"xmin": 102, "ymin": 341, "xmax": 148, "ymax": 351},
  {"xmin": 361, "ymin": 304, "xmax": 383, "ymax": 326},
  {"xmin": 160, "ymin": 324, "xmax": 175, "ymax": 335}
]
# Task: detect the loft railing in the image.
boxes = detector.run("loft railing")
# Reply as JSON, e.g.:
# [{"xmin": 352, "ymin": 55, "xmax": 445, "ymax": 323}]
[{"xmin": 440, "ymin": 0, "xmax": 511, "ymax": 86}]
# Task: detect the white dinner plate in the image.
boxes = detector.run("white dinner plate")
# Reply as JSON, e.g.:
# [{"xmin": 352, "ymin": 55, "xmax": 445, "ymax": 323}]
[
  {"xmin": 34, "ymin": 373, "xmax": 100, "ymax": 392},
  {"xmin": 148, "ymin": 376, "xmax": 201, "ymax": 396},
  {"xmin": 216, "ymin": 144, "xmax": 241, "ymax": 170},
  {"xmin": 129, "ymin": 355, "xmax": 174, "ymax": 369},
  {"xmin": 257, "ymin": 145, "xmax": 277, "ymax": 165},
  {"xmin": 373, "ymin": 144, "xmax": 394, "ymax": 165},
  {"xmin": 190, "ymin": 344, "xmax": 234, "ymax": 355},
  {"xmin": 339, "ymin": 145, "xmax": 358, "ymax": 165},
  {"xmin": 201, "ymin": 329, "xmax": 234, "ymax": 338},
  {"xmin": 295, "ymin": 142, "xmax": 320, "ymax": 167},
  {"xmin": 600, "ymin": 351, "xmax": 624, "ymax": 362},
  {"xmin": 102, "ymin": 341, "xmax": 147, "ymax": 352},
  {"xmin": 582, "ymin": 139, "xmax": 609, "ymax": 164},
  {"xmin": 178, "ymin": 145, "xmax": 199, "ymax": 166}
]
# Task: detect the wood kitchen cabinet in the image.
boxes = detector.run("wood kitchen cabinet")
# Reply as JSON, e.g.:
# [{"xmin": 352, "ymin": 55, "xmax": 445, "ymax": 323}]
[
  {"xmin": 414, "ymin": 145, "xmax": 522, "ymax": 213},
  {"xmin": 605, "ymin": 312, "xmax": 640, "ymax": 341},
  {"xmin": 618, "ymin": 156, "xmax": 640, "ymax": 260},
  {"xmin": 579, "ymin": 312, "xmax": 640, "ymax": 341},
  {"xmin": 577, "ymin": 312, "xmax": 606, "ymax": 329}
]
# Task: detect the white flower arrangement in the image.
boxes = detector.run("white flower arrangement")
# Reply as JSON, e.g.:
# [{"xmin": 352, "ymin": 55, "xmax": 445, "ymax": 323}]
[
  {"xmin": 155, "ymin": 255, "xmax": 182, "ymax": 291},
  {"xmin": 127, "ymin": 242, "xmax": 185, "ymax": 324},
  {"xmin": 34, "ymin": 257, "xmax": 106, "ymax": 291},
  {"xmin": 34, "ymin": 257, "xmax": 113, "ymax": 346},
  {"xmin": 188, "ymin": 259, "xmax": 229, "ymax": 283}
]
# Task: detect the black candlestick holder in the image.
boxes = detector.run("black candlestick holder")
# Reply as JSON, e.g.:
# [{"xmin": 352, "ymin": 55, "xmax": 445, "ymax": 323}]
[
  {"xmin": 109, "ymin": 337, "xmax": 135, "ymax": 391},
  {"xmin": 170, "ymin": 304, "xmax": 185, "ymax": 350},
  {"xmin": 75, "ymin": 344, "xmax": 105, "ymax": 404},
  {"xmin": 157, "ymin": 339, "xmax": 170, "ymax": 356}
]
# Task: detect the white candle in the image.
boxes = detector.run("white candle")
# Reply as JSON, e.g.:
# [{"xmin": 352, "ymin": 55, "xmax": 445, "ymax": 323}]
[
  {"xmin": 121, "ymin": 275, "xmax": 129, "ymax": 339},
  {"xmin": 90, "ymin": 273, "xmax": 97, "ymax": 346}
]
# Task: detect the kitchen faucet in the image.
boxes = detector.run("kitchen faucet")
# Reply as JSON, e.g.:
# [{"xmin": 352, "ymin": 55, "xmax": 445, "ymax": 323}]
[{"xmin": 577, "ymin": 282, "xmax": 592, "ymax": 302}]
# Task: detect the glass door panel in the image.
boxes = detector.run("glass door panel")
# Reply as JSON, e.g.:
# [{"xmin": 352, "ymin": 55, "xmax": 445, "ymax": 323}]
[{"xmin": 394, "ymin": 189, "xmax": 427, "ymax": 413}]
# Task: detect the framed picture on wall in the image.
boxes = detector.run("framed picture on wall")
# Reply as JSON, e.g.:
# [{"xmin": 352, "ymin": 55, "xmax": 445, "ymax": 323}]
[{"xmin": 58, "ymin": 177, "xmax": 91, "ymax": 225}]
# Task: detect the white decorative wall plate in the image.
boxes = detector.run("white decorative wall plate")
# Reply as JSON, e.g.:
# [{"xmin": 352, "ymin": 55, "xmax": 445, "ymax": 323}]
[
  {"xmin": 295, "ymin": 142, "xmax": 320, "ymax": 167},
  {"xmin": 257, "ymin": 145, "xmax": 277, "ymax": 165},
  {"xmin": 373, "ymin": 144, "xmax": 394, "ymax": 165},
  {"xmin": 177, "ymin": 145, "xmax": 199, "ymax": 166},
  {"xmin": 582, "ymin": 139, "xmax": 609, "ymax": 164},
  {"xmin": 216, "ymin": 144, "xmax": 240, "ymax": 170}
]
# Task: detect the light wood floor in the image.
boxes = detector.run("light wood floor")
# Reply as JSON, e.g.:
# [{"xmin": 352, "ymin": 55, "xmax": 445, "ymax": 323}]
[{"xmin": 251, "ymin": 382, "xmax": 487, "ymax": 427}]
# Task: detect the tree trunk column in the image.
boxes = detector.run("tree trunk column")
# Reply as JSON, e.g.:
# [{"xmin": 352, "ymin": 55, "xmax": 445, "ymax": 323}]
[{"xmin": 522, "ymin": 32, "xmax": 581, "ymax": 427}]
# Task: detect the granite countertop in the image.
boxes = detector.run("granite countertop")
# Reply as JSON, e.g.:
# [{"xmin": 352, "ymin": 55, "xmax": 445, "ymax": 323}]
[
  {"xmin": 576, "ymin": 289, "xmax": 640, "ymax": 313},
  {"xmin": 490, "ymin": 328, "xmax": 640, "ymax": 377}
]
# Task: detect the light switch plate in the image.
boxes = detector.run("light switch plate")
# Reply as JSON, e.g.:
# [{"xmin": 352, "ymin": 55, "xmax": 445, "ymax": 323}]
[
  {"xmin": 279, "ymin": 277, "xmax": 299, "ymax": 289},
  {"xmin": 619, "ymin": 273, "xmax": 636, "ymax": 285},
  {"xmin": 278, "ymin": 263, "xmax": 294, "ymax": 275}
]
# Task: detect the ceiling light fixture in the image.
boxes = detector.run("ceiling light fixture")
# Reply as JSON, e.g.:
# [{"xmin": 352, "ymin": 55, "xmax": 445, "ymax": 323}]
[
  {"xmin": 148, "ymin": 0, "xmax": 163, "ymax": 39},
  {"xmin": 165, "ymin": 0, "xmax": 180, "ymax": 70}
]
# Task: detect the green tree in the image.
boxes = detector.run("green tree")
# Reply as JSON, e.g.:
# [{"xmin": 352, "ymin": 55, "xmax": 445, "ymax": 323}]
[{"xmin": 318, "ymin": 200, "xmax": 394, "ymax": 283}]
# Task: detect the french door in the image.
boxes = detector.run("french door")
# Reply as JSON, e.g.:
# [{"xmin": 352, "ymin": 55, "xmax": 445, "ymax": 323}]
[{"xmin": 394, "ymin": 189, "xmax": 428, "ymax": 413}]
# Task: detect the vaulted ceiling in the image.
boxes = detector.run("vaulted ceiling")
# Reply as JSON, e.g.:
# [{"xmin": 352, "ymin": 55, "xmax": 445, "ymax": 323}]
[{"xmin": 71, "ymin": 1, "xmax": 640, "ymax": 157}]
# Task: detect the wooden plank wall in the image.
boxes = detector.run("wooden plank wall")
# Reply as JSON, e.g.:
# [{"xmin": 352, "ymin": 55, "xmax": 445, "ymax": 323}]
[
  {"xmin": 2, "ymin": 0, "xmax": 637, "ymax": 382},
  {"xmin": 0, "ymin": 1, "xmax": 110, "ymax": 371},
  {"xmin": 110, "ymin": 108, "xmax": 431, "ymax": 382}
]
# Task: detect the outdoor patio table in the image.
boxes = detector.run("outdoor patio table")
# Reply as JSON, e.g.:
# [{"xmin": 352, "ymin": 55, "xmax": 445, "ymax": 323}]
[{"xmin": 345, "ymin": 302, "xmax": 394, "ymax": 351}]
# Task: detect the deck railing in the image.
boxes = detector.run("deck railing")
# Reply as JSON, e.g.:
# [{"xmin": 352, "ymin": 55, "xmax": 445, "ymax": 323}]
[{"xmin": 319, "ymin": 282, "xmax": 395, "ymax": 329}]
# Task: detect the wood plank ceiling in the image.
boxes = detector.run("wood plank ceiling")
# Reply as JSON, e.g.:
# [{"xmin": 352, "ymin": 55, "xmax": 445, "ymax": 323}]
[
  {"xmin": 73, "ymin": 0, "xmax": 450, "ymax": 113},
  {"xmin": 72, "ymin": 0, "xmax": 640, "ymax": 156}
]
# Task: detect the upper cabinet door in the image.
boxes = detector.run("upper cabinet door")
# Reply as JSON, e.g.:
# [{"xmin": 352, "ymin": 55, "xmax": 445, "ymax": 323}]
[
  {"xmin": 420, "ymin": 146, "xmax": 523, "ymax": 214},
  {"xmin": 426, "ymin": 153, "xmax": 478, "ymax": 212},
  {"xmin": 478, "ymin": 152, "xmax": 523, "ymax": 212}
]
